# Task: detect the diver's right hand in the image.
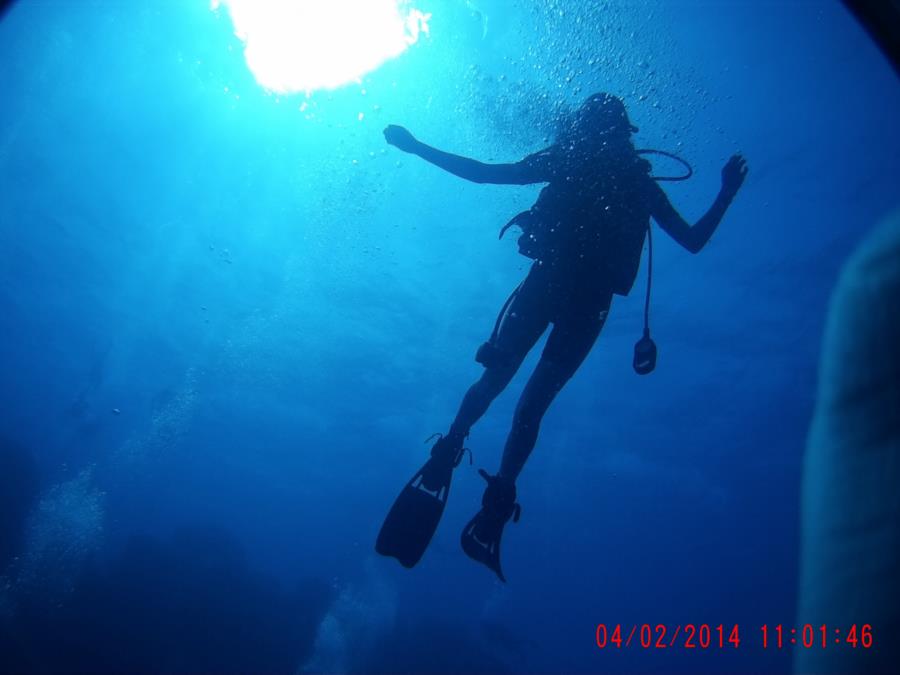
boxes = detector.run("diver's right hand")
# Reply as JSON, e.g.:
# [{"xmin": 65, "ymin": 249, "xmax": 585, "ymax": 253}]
[
  {"xmin": 384, "ymin": 125, "xmax": 419, "ymax": 153},
  {"xmin": 721, "ymin": 153, "xmax": 748, "ymax": 197}
]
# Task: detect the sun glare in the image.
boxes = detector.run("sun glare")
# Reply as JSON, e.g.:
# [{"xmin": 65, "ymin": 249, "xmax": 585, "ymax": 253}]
[{"xmin": 211, "ymin": 0, "xmax": 431, "ymax": 94}]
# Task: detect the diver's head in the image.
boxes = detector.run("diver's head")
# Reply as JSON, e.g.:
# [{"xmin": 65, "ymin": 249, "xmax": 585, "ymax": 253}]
[{"xmin": 565, "ymin": 92, "xmax": 638, "ymax": 148}]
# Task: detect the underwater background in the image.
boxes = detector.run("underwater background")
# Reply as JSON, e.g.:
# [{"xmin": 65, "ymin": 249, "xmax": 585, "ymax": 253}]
[{"xmin": 1, "ymin": 1, "xmax": 898, "ymax": 673}]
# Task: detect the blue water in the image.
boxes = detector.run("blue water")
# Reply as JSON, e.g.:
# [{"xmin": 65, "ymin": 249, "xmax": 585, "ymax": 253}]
[{"xmin": 1, "ymin": 1, "xmax": 898, "ymax": 673}]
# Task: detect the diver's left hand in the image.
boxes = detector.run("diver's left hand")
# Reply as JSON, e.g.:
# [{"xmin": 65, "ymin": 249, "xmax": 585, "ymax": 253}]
[{"xmin": 721, "ymin": 154, "xmax": 748, "ymax": 196}]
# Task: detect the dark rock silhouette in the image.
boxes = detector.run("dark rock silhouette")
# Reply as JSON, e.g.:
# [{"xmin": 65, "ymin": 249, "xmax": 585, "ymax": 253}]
[{"xmin": 0, "ymin": 525, "xmax": 333, "ymax": 674}]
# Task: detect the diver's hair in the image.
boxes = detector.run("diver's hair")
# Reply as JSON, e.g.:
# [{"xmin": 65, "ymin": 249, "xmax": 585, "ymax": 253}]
[{"xmin": 554, "ymin": 93, "xmax": 636, "ymax": 152}]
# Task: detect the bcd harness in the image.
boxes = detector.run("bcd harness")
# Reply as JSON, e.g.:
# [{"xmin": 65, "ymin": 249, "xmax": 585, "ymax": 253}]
[{"xmin": 477, "ymin": 149, "xmax": 693, "ymax": 375}]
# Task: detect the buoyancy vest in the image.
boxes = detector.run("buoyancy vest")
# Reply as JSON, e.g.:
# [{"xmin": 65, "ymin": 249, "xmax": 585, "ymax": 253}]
[{"xmin": 500, "ymin": 149, "xmax": 653, "ymax": 296}]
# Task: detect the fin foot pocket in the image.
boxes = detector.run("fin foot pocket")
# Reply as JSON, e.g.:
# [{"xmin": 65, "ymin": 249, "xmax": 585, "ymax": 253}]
[{"xmin": 460, "ymin": 470, "xmax": 521, "ymax": 582}]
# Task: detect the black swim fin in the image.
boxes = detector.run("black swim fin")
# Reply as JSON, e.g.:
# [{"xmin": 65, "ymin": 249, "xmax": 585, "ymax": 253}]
[
  {"xmin": 460, "ymin": 469, "xmax": 521, "ymax": 582},
  {"xmin": 376, "ymin": 434, "xmax": 469, "ymax": 569}
]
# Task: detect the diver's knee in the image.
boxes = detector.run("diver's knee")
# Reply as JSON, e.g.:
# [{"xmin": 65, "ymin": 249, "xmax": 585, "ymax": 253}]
[{"xmin": 479, "ymin": 361, "xmax": 516, "ymax": 393}]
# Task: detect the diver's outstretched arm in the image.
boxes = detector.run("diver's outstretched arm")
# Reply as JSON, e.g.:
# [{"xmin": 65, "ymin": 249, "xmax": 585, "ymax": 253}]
[
  {"xmin": 651, "ymin": 154, "xmax": 748, "ymax": 253},
  {"xmin": 384, "ymin": 125, "xmax": 545, "ymax": 185}
]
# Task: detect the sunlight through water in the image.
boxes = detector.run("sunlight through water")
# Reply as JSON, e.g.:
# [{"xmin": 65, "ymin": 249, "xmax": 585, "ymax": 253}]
[{"xmin": 211, "ymin": 0, "xmax": 431, "ymax": 94}]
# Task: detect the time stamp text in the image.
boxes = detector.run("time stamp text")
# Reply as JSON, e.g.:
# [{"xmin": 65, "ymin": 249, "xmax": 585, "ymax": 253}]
[{"xmin": 595, "ymin": 624, "xmax": 875, "ymax": 650}]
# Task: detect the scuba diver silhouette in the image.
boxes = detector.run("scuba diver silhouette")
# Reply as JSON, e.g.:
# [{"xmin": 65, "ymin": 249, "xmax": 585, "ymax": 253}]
[{"xmin": 376, "ymin": 93, "xmax": 748, "ymax": 581}]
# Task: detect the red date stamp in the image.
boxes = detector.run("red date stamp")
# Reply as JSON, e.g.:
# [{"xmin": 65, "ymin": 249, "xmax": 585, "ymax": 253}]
[{"xmin": 595, "ymin": 624, "xmax": 874, "ymax": 650}]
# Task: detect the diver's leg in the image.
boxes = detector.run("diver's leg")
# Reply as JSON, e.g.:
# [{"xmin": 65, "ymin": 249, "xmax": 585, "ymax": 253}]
[
  {"xmin": 423, "ymin": 274, "xmax": 550, "ymax": 494},
  {"xmin": 459, "ymin": 294, "xmax": 609, "ymax": 580},
  {"xmin": 446, "ymin": 275, "xmax": 551, "ymax": 443},
  {"xmin": 447, "ymin": 364, "xmax": 519, "ymax": 440},
  {"xmin": 498, "ymin": 299, "xmax": 611, "ymax": 482},
  {"xmin": 458, "ymin": 289, "xmax": 610, "ymax": 580}
]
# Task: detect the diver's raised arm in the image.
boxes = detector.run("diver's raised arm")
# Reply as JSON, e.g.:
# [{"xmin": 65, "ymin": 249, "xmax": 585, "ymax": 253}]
[
  {"xmin": 650, "ymin": 153, "xmax": 748, "ymax": 254},
  {"xmin": 383, "ymin": 125, "xmax": 547, "ymax": 185}
]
